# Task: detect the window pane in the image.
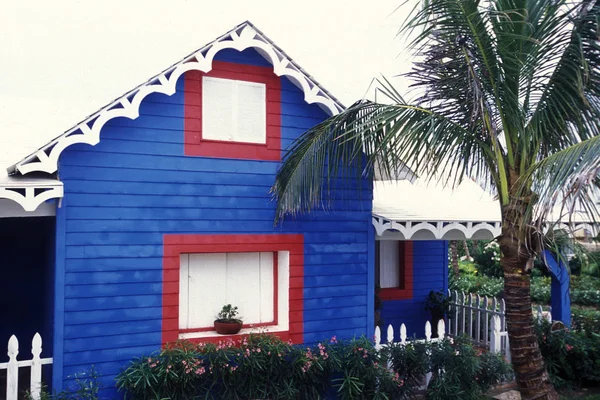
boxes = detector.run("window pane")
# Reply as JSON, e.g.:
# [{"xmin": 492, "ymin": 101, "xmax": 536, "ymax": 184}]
[
  {"xmin": 181, "ymin": 251, "xmax": 275, "ymax": 330},
  {"xmin": 186, "ymin": 253, "xmax": 227, "ymax": 329},
  {"xmin": 202, "ymin": 77, "xmax": 235, "ymax": 141},
  {"xmin": 235, "ymin": 81, "xmax": 266, "ymax": 144},
  {"xmin": 379, "ymin": 241, "xmax": 400, "ymax": 288},
  {"xmin": 226, "ymin": 252, "xmax": 261, "ymax": 323}
]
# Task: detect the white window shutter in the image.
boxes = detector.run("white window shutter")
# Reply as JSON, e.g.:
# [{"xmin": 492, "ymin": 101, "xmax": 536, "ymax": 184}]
[
  {"xmin": 379, "ymin": 241, "xmax": 400, "ymax": 288},
  {"xmin": 202, "ymin": 77, "xmax": 266, "ymax": 144},
  {"xmin": 202, "ymin": 77, "xmax": 235, "ymax": 141},
  {"xmin": 235, "ymin": 81, "xmax": 266, "ymax": 143}
]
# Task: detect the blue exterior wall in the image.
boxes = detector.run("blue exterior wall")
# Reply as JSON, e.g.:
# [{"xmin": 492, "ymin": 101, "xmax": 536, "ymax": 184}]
[
  {"xmin": 54, "ymin": 48, "xmax": 373, "ymax": 395},
  {"xmin": 380, "ymin": 240, "xmax": 448, "ymax": 338}
]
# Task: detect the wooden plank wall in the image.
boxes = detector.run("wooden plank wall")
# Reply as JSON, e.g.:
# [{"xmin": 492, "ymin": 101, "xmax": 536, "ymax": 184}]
[{"xmin": 55, "ymin": 48, "xmax": 373, "ymax": 395}]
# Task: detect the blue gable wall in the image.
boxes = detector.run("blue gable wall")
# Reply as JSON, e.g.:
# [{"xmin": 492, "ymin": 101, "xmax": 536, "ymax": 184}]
[
  {"xmin": 380, "ymin": 240, "xmax": 448, "ymax": 337},
  {"xmin": 54, "ymin": 48, "xmax": 373, "ymax": 395}
]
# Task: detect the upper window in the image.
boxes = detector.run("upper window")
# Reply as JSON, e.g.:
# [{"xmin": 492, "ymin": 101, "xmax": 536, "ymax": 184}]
[
  {"xmin": 375, "ymin": 240, "xmax": 413, "ymax": 300},
  {"xmin": 202, "ymin": 77, "xmax": 267, "ymax": 144},
  {"xmin": 184, "ymin": 61, "xmax": 282, "ymax": 161}
]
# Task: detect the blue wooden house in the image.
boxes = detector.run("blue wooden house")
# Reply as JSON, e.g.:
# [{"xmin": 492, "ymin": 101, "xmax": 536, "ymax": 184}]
[{"xmin": 0, "ymin": 21, "xmax": 523, "ymax": 396}]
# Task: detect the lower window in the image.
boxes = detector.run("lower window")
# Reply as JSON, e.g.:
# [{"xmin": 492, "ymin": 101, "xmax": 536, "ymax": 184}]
[{"xmin": 162, "ymin": 234, "xmax": 304, "ymax": 344}]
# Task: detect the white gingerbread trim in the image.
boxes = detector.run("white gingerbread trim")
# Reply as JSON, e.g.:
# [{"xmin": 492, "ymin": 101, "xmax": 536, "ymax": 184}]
[
  {"xmin": 9, "ymin": 21, "xmax": 345, "ymax": 176},
  {"xmin": 0, "ymin": 180, "xmax": 63, "ymax": 212},
  {"xmin": 372, "ymin": 215, "xmax": 502, "ymax": 240},
  {"xmin": 373, "ymin": 215, "xmax": 600, "ymax": 241}
]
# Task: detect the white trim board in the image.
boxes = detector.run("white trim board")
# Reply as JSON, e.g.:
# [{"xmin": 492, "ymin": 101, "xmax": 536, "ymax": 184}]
[{"xmin": 0, "ymin": 199, "xmax": 56, "ymax": 218}]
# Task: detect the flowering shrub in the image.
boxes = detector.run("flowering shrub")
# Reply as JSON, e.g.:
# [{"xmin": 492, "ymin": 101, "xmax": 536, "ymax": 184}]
[
  {"xmin": 116, "ymin": 334, "xmax": 512, "ymax": 399},
  {"xmin": 536, "ymin": 319, "xmax": 600, "ymax": 388},
  {"xmin": 116, "ymin": 335, "xmax": 411, "ymax": 399},
  {"xmin": 473, "ymin": 240, "xmax": 503, "ymax": 278}
]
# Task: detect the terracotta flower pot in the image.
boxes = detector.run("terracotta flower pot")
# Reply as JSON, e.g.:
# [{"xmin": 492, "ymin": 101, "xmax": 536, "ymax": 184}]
[{"xmin": 214, "ymin": 320, "xmax": 243, "ymax": 335}]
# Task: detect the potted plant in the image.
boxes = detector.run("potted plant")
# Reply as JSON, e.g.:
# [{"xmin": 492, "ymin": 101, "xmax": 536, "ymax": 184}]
[
  {"xmin": 424, "ymin": 290, "xmax": 450, "ymax": 337},
  {"xmin": 214, "ymin": 304, "xmax": 243, "ymax": 335}
]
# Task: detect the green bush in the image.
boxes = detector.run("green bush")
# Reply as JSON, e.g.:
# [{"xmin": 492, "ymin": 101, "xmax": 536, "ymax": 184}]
[
  {"xmin": 571, "ymin": 308, "xmax": 600, "ymax": 335},
  {"xmin": 385, "ymin": 337, "xmax": 512, "ymax": 400},
  {"xmin": 117, "ymin": 334, "xmax": 513, "ymax": 400},
  {"xmin": 531, "ymin": 276, "xmax": 552, "ymax": 304},
  {"xmin": 29, "ymin": 368, "xmax": 100, "ymax": 400},
  {"xmin": 427, "ymin": 337, "xmax": 512, "ymax": 400},
  {"xmin": 536, "ymin": 320, "xmax": 600, "ymax": 388},
  {"xmin": 116, "ymin": 335, "xmax": 411, "ymax": 400},
  {"xmin": 570, "ymin": 251, "xmax": 600, "ymax": 277},
  {"xmin": 449, "ymin": 271, "xmax": 504, "ymax": 298},
  {"xmin": 473, "ymin": 241, "xmax": 504, "ymax": 278}
]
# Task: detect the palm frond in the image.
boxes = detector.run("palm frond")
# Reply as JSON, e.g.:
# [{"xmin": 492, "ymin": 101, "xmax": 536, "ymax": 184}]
[
  {"xmin": 271, "ymin": 99, "xmax": 493, "ymax": 223},
  {"xmin": 525, "ymin": 0, "xmax": 600, "ymax": 159},
  {"xmin": 519, "ymin": 135, "xmax": 600, "ymax": 227}
]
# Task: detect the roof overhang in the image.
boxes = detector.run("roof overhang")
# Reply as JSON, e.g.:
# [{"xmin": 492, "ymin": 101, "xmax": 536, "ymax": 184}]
[
  {"xmin": 373, "ymin": 179, "xmax": 600, "ymax": 240},
  {"xmin": 373, "ymin": 179, "xmax": 502, "ymax": 240},
  {"xmin": 0, "ymin": 174, "xmax": 63, "ymax": 213}
]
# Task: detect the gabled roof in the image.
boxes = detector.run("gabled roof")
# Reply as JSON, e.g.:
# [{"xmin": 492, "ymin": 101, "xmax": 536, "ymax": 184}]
[
  {"xmin": 1, "ymin": 21, "xmax": 344, "ymax": 212},
  {"xmin": 7, "ymin": 20, "xmax": 345, "ymax": 177}
]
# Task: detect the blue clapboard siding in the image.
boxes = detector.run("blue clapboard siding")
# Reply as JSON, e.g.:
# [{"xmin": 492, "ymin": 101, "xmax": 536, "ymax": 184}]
[
  {"xmin": 55, "ymin": 48, "xmax": 373, "ymax": 395},
  {"xmin": 380, "ymin": 241, "xmax": 449, "ymax": 337}
]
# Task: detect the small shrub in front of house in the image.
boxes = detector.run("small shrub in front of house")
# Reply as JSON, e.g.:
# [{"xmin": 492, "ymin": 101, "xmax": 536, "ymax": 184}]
[
  {"xmin": 425, "ymin": 337, "xmax": 512, "ymax": 400},
  {"xmin": 535, "ymin": 319, "xmax": 600, "ymax": 389},
  {"xmin": 117, "ymin": 333, "xmax": 512, "ymax": 400},
  {"xmin": 30, "ymin": 367, "xmax": 101, "ymax": 400},
  {"xmin": 116, "ymin": 334, "xmax": 410, "ymax": 400}
]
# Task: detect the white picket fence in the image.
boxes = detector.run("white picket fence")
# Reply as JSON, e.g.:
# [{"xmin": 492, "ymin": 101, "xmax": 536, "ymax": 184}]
[
  {"xmin": 0, "ymin": 333, "xmax": 53, "ymax": 400},
  {"xmin": 375, "ymin": 319, "xmax": 446, "ymax": 388},
  {"xmin": 448, "ymin": 290, "xmax": 553, "ymax": 362}
]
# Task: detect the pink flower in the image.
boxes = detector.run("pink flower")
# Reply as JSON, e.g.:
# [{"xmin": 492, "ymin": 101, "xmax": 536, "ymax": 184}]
[
  {"xmin": 330, "ymin": 336, "xmax": 338, "ymax": 344},
  {"xmin": 566, "ymin": 344, "xmax": 574, "ymax": 352}
]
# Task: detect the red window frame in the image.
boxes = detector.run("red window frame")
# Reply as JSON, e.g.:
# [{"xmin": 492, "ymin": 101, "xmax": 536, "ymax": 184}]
[
  {"xmin": 184, "ymin": 61, "xmax": 282, "ymax": 161},
  {"xmin": 162, "ymin": 234, "xmax": 304, "ymax": 345},
  {"xmin": 378, "ymin": 241, "xmax": 414, "ymax": 301}
]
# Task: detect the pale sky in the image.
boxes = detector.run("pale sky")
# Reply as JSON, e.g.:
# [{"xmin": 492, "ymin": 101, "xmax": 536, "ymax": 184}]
[{"xmin": 0, "ymin": 0, "xmax": 415, "ymax": 169}]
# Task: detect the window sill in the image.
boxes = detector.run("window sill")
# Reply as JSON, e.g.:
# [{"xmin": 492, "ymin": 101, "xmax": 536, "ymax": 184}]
[
  {"xmin": 379, "ymin": 287, "xmax": 413, "ymax": 301},
  {"xmin": 179, "ymin": 326, "xmax": 290, "ymax": 344}
]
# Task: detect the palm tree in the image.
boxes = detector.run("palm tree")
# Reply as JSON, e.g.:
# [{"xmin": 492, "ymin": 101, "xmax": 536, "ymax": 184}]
[{"xmin": 272, "ymin": 1, "xmax": 600, "ymax": 398}]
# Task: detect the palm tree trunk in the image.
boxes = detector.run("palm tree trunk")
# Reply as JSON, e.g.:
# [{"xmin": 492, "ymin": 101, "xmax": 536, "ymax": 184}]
[
  {"xmin": 450, "ymin": 240, "xmax": 460, "ymax": 276},
  {"xmin": 463, "ymin": 240, "xmax": 471, "ymax": 259},
  {"xmin": 499, "ymin": 197, "xmax": 558, "ymax": 400}
]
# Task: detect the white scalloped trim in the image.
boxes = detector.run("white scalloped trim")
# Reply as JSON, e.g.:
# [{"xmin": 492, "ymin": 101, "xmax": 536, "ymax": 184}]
[
  {"xmin": 0, "ymin": 184, "xmax": 63, "ymax": 212},
  {"xmin": 373, "ymin": 216, "xmax": 600, "ymax": 240},
  {"xmin": 13, "ymin": 22, "xmax": 344, "ymax": 176},
  {"xmin": 372, "ymin": 216, "xmax": 502, "ymax": 240}
]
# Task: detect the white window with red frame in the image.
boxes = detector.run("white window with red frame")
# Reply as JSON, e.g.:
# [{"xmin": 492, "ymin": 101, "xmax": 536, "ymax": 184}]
[{"xmin": 178, "ymin": 251, "xmax": 290, "ymax": 339}]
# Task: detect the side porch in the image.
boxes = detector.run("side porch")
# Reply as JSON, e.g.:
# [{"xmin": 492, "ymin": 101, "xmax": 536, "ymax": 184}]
[{"xmin": 0, "ymin": 198, "xmax": 57, "ymax": 399}]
